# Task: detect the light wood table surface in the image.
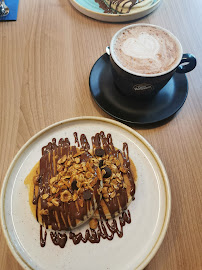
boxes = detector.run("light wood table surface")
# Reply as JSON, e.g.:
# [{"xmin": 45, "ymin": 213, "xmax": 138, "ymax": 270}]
[{"xmin": 0, "ymin": 0, "xmax": 202, "ymax": 269}]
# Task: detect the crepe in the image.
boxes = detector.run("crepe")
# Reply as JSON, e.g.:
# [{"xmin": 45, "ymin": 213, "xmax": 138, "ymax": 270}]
[
  {"xmin": 92, "ymin": 149, "xmax": 137, "ymax": 220},
  {"xmin": 104, "ymin": 0, "xmax": 153, "ymax": 14},
  {"xmin": 25, "ymin": 143, "xmax": 103, "ymax": 231}
]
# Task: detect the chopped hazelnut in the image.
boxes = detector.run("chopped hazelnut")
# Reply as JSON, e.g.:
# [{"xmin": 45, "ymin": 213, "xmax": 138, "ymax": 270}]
[
  {"xmin": 102, "ymin": 187, "xmax": 108, "ymax": 194},
  {"xmin": 120, "ymin": 166, "xmax": 128, "ymax": 174},
  {"xmin": 57, "ymin": 164, "xmax": 64, "ymax": 172},
  {"xmin": 110, "ymin": 191, "xmax": 116, "ymax": 198},
  {"xmin": 58, "ymin": 155, "xmax": 67, "ymax": 164},
  {"xmin": 89, "ymin": 218, "xmax": 98, "ymax": 229},
  {"xmin": 40, "ymin": 209, "xmax": 49, "ymax": 215},
  {"xmin": 47, "ymin": 202, "xmax": 53, "ymax": 207},
  {"xmin": 103, "ymin": 193, "xmax": 109, "ymax": 199},
  {"xmin": 75, "ymin": 157, "xmax": 80, "ymax": 164},
  {"xmin": 73, "ymin": 193, "xmax": 78, "ymax": 201},
  {"xmin": 51, "ymin": 198, "xmax": 60, "ymax": 206},
  {"xmin": 33, "ymin": 176, "xmax": 39, "ymax": 185},
  {"xmin": 50, "ymin": 177, "xmax": 57, "ymax": 184},
  {"xmin": 108, "ymin": 187, "xmax": 114, "ymax": 193},
  {"xmin": 60, "ymin": 190, "xmax": 71, "ymax": 203},
  {"xmin": 51, "ymin": 187, "xmax": 57, "ymax": 194},
  {"xmin": 42, "ymin": 193, "xmax": 49, "ymax": 200},
  {"xmin": 86, "ymin": 171, "xmax": 93, "ymax": 178}
]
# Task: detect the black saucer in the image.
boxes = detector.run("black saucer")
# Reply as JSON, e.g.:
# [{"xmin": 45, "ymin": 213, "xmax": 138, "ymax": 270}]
[{"xmin": 89, "ymin": 53, "xmax": 188, "ymax": 125}]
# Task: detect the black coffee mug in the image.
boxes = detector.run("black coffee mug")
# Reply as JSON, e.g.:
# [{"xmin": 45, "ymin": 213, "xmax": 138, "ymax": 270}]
[{"xmin": 108, "ymin": 24, "xmax": 197, "ymax": 99}]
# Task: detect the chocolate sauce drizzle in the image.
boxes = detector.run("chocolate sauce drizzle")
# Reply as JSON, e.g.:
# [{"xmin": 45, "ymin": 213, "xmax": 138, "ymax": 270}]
[
  {"xmin": 40, "ymin": 225, "xmax": 47, "ymax": 247},
  {"xmin": 95, "ymin": 0, "xmax": 144, "ymax": 14},
  {"xmin": 69, "ymin": 210, "xmax": 131, "ymax": 244},
  {"xmin": 95, "ymin": 0, "xmax": 118, "ymax": 13},
  {"xmin": 50, "ymin": 231, "xmax": 68, "ymax": 248},
  {"xmin": 73, "ymin": 132, "xmax": 80, "ymax": 147},
  {"xmin": 36, "ymin": 131, "xmax": 135, "ymax": 248}
]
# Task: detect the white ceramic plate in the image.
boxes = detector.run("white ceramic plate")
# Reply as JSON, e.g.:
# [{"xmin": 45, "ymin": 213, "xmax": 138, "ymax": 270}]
[
  {"xmin": 69, "ymin": 0, "xmax": 162, "ymax": 22},
  {"xmin": 1, "ymin": 117, "xmax": 171, "ymax": 270}
]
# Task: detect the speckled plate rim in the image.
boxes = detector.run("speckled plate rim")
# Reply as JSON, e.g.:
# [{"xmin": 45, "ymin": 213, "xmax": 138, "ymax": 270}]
[
  {"xmin": 0, "ymin": 116, "xmax": 171, "ymax": 270},
  {"xmin": 69, "ymin": 0, "xmax": 162, "ymax": 22}
]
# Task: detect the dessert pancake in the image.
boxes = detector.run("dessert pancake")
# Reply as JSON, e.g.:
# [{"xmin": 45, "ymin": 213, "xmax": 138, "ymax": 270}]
[
  {"xmin": 25, "ymin": 138, "xmax": 102, "ymax": 231},
  {"xmin": 104, "ymin": 0, "xmax": 152, "ymax": 14},
  {"xmin": 91, "ymin": 132, "xmax": 137, "ymax": 220}
]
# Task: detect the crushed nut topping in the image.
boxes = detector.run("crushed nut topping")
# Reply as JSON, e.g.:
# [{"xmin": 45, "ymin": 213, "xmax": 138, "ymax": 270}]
[
  {"xmin": 39, "ymin": 150, "xmax": 103, "ymax": 207},
  {"xmin": 38, "ymin": 147, "xmax": 129, "ymax": 209},
  {"xmin": 96, "ymin": 153, "xmax": 128, "ymax": 200}
]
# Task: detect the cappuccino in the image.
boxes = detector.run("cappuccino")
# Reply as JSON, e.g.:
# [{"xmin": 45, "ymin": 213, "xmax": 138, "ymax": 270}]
[{"xmin": 112, "ymin": 25, "xmax": 182, "ymax": 75}]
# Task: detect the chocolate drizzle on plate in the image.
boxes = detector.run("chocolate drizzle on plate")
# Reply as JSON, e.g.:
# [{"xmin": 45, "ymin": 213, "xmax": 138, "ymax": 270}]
[
  {"xmin": 50, "ymin": 231, "xmax": 68, "ymax": 248},
  {"xmin": 69, "ymin": 210, "xmax": 131, "ymax": 244},
  {"xmin": 73, "ymin": 132, "xmax": 80, "ymax": 147},
  {"xmin": 40, "ymin": 225, "xmax": 47, "ymax": 247},
  {"xmin": 39, "ymin": 210, "xmax": 131, "ymax": 247}
]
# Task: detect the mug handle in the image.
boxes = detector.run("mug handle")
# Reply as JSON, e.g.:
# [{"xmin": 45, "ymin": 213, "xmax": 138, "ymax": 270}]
[
  {"xmin": 176, "ymin": 53, "xmax": 197, "ymax": 73},
  {"xmin": 106, "ymin": 46, "xmax": 110, "ymax": 56}
]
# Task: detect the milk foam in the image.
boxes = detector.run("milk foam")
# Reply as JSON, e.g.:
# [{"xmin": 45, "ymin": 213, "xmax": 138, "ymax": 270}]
[
  {"xmin": 113, "ymin": 26, "xmax": 181, "ymax": 75},
  {"xmin": 122, "ymin": 33, "xmax": 160, "ymax": 59}
]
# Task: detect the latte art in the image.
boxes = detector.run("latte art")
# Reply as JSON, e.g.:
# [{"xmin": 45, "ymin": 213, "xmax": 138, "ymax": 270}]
[
  {"xmin": 113, "ymin": 25, "xmax": 181, "ymax": 75},
  {"xmin": 121, "ymin": 34, "xmax": 160, "ymax": 59}
]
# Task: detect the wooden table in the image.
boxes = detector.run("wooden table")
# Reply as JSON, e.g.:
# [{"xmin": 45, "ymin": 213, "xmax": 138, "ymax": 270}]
[{"xmin": 0, "ymin": 0, "xmax": 202, "ymax": 269}]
